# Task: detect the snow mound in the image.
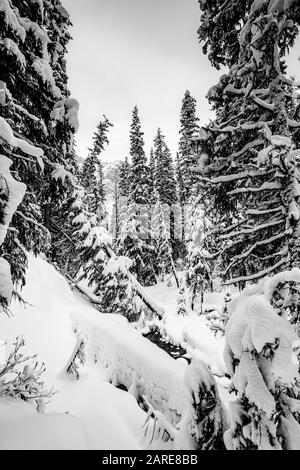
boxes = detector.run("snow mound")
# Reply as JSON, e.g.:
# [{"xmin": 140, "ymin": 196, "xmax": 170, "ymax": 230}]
[
  {"xmin": 0, "ymin": 399, "xmax": 90, "ymax": 450},
  {"xmin": 71, "ymin": 306, "xmax": 188, "ymax": 426}
]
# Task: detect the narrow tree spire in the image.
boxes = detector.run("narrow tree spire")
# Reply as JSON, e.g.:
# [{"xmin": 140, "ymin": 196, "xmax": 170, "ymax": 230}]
[{"xmin": 177, "ymin": 90, "xmax": 199, "ymax": 204}]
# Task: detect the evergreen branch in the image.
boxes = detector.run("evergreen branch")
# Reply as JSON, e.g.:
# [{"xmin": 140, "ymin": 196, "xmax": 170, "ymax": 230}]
[{"xmin": 222, "ymin": 259, "xmax": 287, "ymax": 286}]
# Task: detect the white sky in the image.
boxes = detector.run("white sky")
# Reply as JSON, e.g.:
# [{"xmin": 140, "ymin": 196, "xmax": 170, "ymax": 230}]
[{"xmin": 62, "ymin": 0, "xmax": 300, "ymax": 162}]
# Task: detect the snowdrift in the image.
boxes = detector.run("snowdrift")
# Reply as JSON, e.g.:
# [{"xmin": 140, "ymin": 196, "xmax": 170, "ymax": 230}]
[
  {"xmin": 0, "ymin": 254, "xmax": 227, "ymax": 450},
  {"xmin": 70, "ymin": 307, "xmax": 188, "ymax": 426},
  {"xmin": 0, "ymin": 254, "xmax": 146, "ymax": 450}
]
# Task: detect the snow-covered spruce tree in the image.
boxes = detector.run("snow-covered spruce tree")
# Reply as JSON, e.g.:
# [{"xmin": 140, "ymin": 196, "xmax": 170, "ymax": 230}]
[
  {"xmin": 116, "ymin": 156, "xmax": 131, "ymax": 238},
  {"xmin": 81, "ymin": 154, "xmax": 104, "ymax": 217},
  {"xmin": 177, "ymin": 90, "xmax": 199, "ymax": 205},
  {"xmin": 175, "ymin": 152, "xmax": 184, "ymax": 205},
  {"xmin": 175, "ymin": 360, "xmax": 226, "ymax": 450},
  {"xmin": 128, "ymin": 107, "xmax": 151, "ymax": 204},
  {"xmin": 118, "ymin": 205, "xmax": 156, "ymax": 287},
  {"xmin": 89, "ymin": 114, "xmax": 113, "ymax": 158},
  {"xmin": 177, "ymin": 90, "xmax": 199, "ymax": 252},
  {"xmin": 153, "ymin": 128, "xmax": 177, "ymax": 207},
  {"xmin": 52, "ymin": 117, "xmax": 113, "ymax": 278},
  {"xmin": 98, "ymin": 255, "xmax": 140, "ymax": 321},
  {"xmin": 196, "ymin": 0, "xmax": 300, "ymax": 290},
  {"xmin": 224, "ymin": 274, "xmax": 300, "ymax": 450},
  {"xmin": 0, "ymin": 0, "xmax": 78, "ymax": 308},
  {"xmin": 153, "ymin": 128, "xmax": 180, "ymax": 263},
  {"xmin": 185, "ymin": 190, "xmax": 215, "ymax": 312},
  {"xmin": 174, "ymin": 151, "xmax": 186, "ymax": 261},
  {"xmin": 110, "ymin": 179, "xmax": 119, "ymax": 241},
  {"xmin": 118, "ymin": 156, "xmax": 131, "ymax": 199},
  {"xmin": 149, "ymin": 147, "xmax": 156, "ymax": 204},
  {"xmin": 70, "ymin": 187, "xmax": 112, "ymax": 289},
  {"xmin": 118, "ymin": 107, "xmax": 156, "ymax": 286},
  {"xmin": 143, "ymin": 360, "xmax": 226, "ymax": 450},
  {"xmin": 152, "ymin": 194, "xmax": 177, "ymax": 281},
  {"xmin": 81, "ymin": 115, "xmax": 113, "ymax": 219}
]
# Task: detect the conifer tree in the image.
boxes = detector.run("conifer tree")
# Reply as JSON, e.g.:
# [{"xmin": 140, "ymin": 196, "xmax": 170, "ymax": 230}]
[
  {"xmin": 89, "ymin": 114, "xmax": 113, "ymax": 158},
  {"xmin": 99, "ymin": 255, "xmax": 140, "ymax": 321},
  {"xmin": 118, "ymin": 207, "xmax": 156, "ymax": 286},
  {"xmin": 81, "ymin": 115, "xmax": 113, "ymax": 219},
  {"xmin": 108, "ymin": 158, "xmax": 127, "ymax": 243},
  {"xmin": 153, "ymin": 128, "xmax": 180, "ymax": 265},
  {"xmin": 152, "ymin": 195, "xmax": 175, "ymax": 280},
  {"xmin": 224, "ymin": 276, "xmax": 300, "ymax": 450},
  {"xmin": 0, "ymin": 0, "xmax": 78, "ymax": 307},
  {"xmin": 149, "ymin": 147, "xmax": 156, "ymax": 204},
  {"xmin": 196, "ymin": 0, "xmax": 300, "ymax": 292},
  {"xmin": 128, "ymin": 106, "xmax": 151, "ymax": 205},
  {"xmin": 185, "ymin": 194, "xmax": 214, "ymax": 311},
  {"xmin": 118, "ymin": 107, "xmax": 156, "ymax": 286},
  {"xmin": 110, "ymin": 179, "xmax": 119, "ymax": 241},
  {"xmin": 70, "ymin": 185, "xmax": 112, "ymax": 288},
  {"xmin": 118, "ymin": 156, "xmax": 131, "ymax": 199},
  {"xmin": 153, "ymin": 128, "xmax": 177, "ymax": 206},
  {"xmin": 177, "ymin": 90, "xmax": 199, "ymax": 205},
  {"xmin": 175, "ymin": 152, "xmax": 184, "ymax": 206}
]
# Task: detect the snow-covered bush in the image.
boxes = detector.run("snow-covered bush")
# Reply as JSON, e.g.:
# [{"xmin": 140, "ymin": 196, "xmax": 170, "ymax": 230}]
[
  {"xmin": 176, "ymin": 360, "xmax": 227, "ymax": 450},
  {"xmin": 143, "ymin": 360, "xmax": 227, "ymax": 450},
  {"xmin": 224, "ymin": 272, "xmax": 300, "ymax": 450},
  {"xmin": 0, "ymin": 337, "xmax": 54, "ymax": 413}
]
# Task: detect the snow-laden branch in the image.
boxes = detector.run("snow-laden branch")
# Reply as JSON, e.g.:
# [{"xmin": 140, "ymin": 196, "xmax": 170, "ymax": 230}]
[
  {"xmin": 227, "ymin": 181, "xmax": 281, "ymax": 196},
  {"xmin": 0, "ymin": 156, "xmax": 26, "ymax": 247},
  {"xmin": 222, "ymin": 258, "xmax": 287, "ymax": 285},
  {"xmin": 199, "ymin": 168, "xmax": 271, "ymax": 185},
  {"xmin": 246, "ymin": 207, "xmax": 283, "ymax": 216},
  {"xmin": 231, "ymin": 138, "xmax": 263, "ymax": 158},
  {"xmin": 211, "ymin": 120, "xmax": 274, "ymax": 134},
  {"xmin": 250, "ymin": 86, "xmax": 271, "ymax": 97},
  {"xmin": 253, "ymin": 96, "xmax": 275, "ymax": 111},
  {"xmin": 15, "ymin": 210, "xmax": 49, "ymax": 234},
  {"xmin": 279, "ymin": 73, "xmax": 300, "ymax": 88},
  {"xmin": 0, "ymin": 117, "xmax": 43, "ymax": 158},
  {"xmin": 222, "ymin": 232, "xmax": 288, "ymax": 277},
  {"xmin": 288, "ymin": 118, "xmax": 300, "ymax": 128},
  {"xmin": 219, "ymin": 219, "xmax": 284, "ymax": 240}
]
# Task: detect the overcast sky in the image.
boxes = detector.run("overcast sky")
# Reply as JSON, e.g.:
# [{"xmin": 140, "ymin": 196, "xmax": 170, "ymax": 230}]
[{"xmin": 62, "ymin": 0, "xmax": 300, "ymax": 162}]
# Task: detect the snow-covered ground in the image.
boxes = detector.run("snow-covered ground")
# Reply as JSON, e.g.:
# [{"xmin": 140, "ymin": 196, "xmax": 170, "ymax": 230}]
[
  {"xmin": 0, "ymin": 255, "xmax": 231, "ymax": 449},
  {"xmin": 0, "ymin": 255, "xmax": 145, "ymax": 450}
]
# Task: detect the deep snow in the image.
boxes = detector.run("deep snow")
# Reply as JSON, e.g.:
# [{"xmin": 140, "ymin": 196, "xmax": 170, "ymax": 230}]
[
  {"xmin": 0, "ymin": 254, "xmax": 145, "ymax": 450},
  {"xmin": 0, "ymin": 255, "xmax": 230, "ymax": 449}
]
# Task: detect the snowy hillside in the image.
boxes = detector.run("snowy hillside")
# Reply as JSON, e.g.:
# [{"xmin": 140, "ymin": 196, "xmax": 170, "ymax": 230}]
[
  {"xmin": 0, "ymin": 255, "xmax": 146, "ymax": 450},
  {"xmin": 0, "ymin": 255, "xmax": 232, "ymax": 450}
]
